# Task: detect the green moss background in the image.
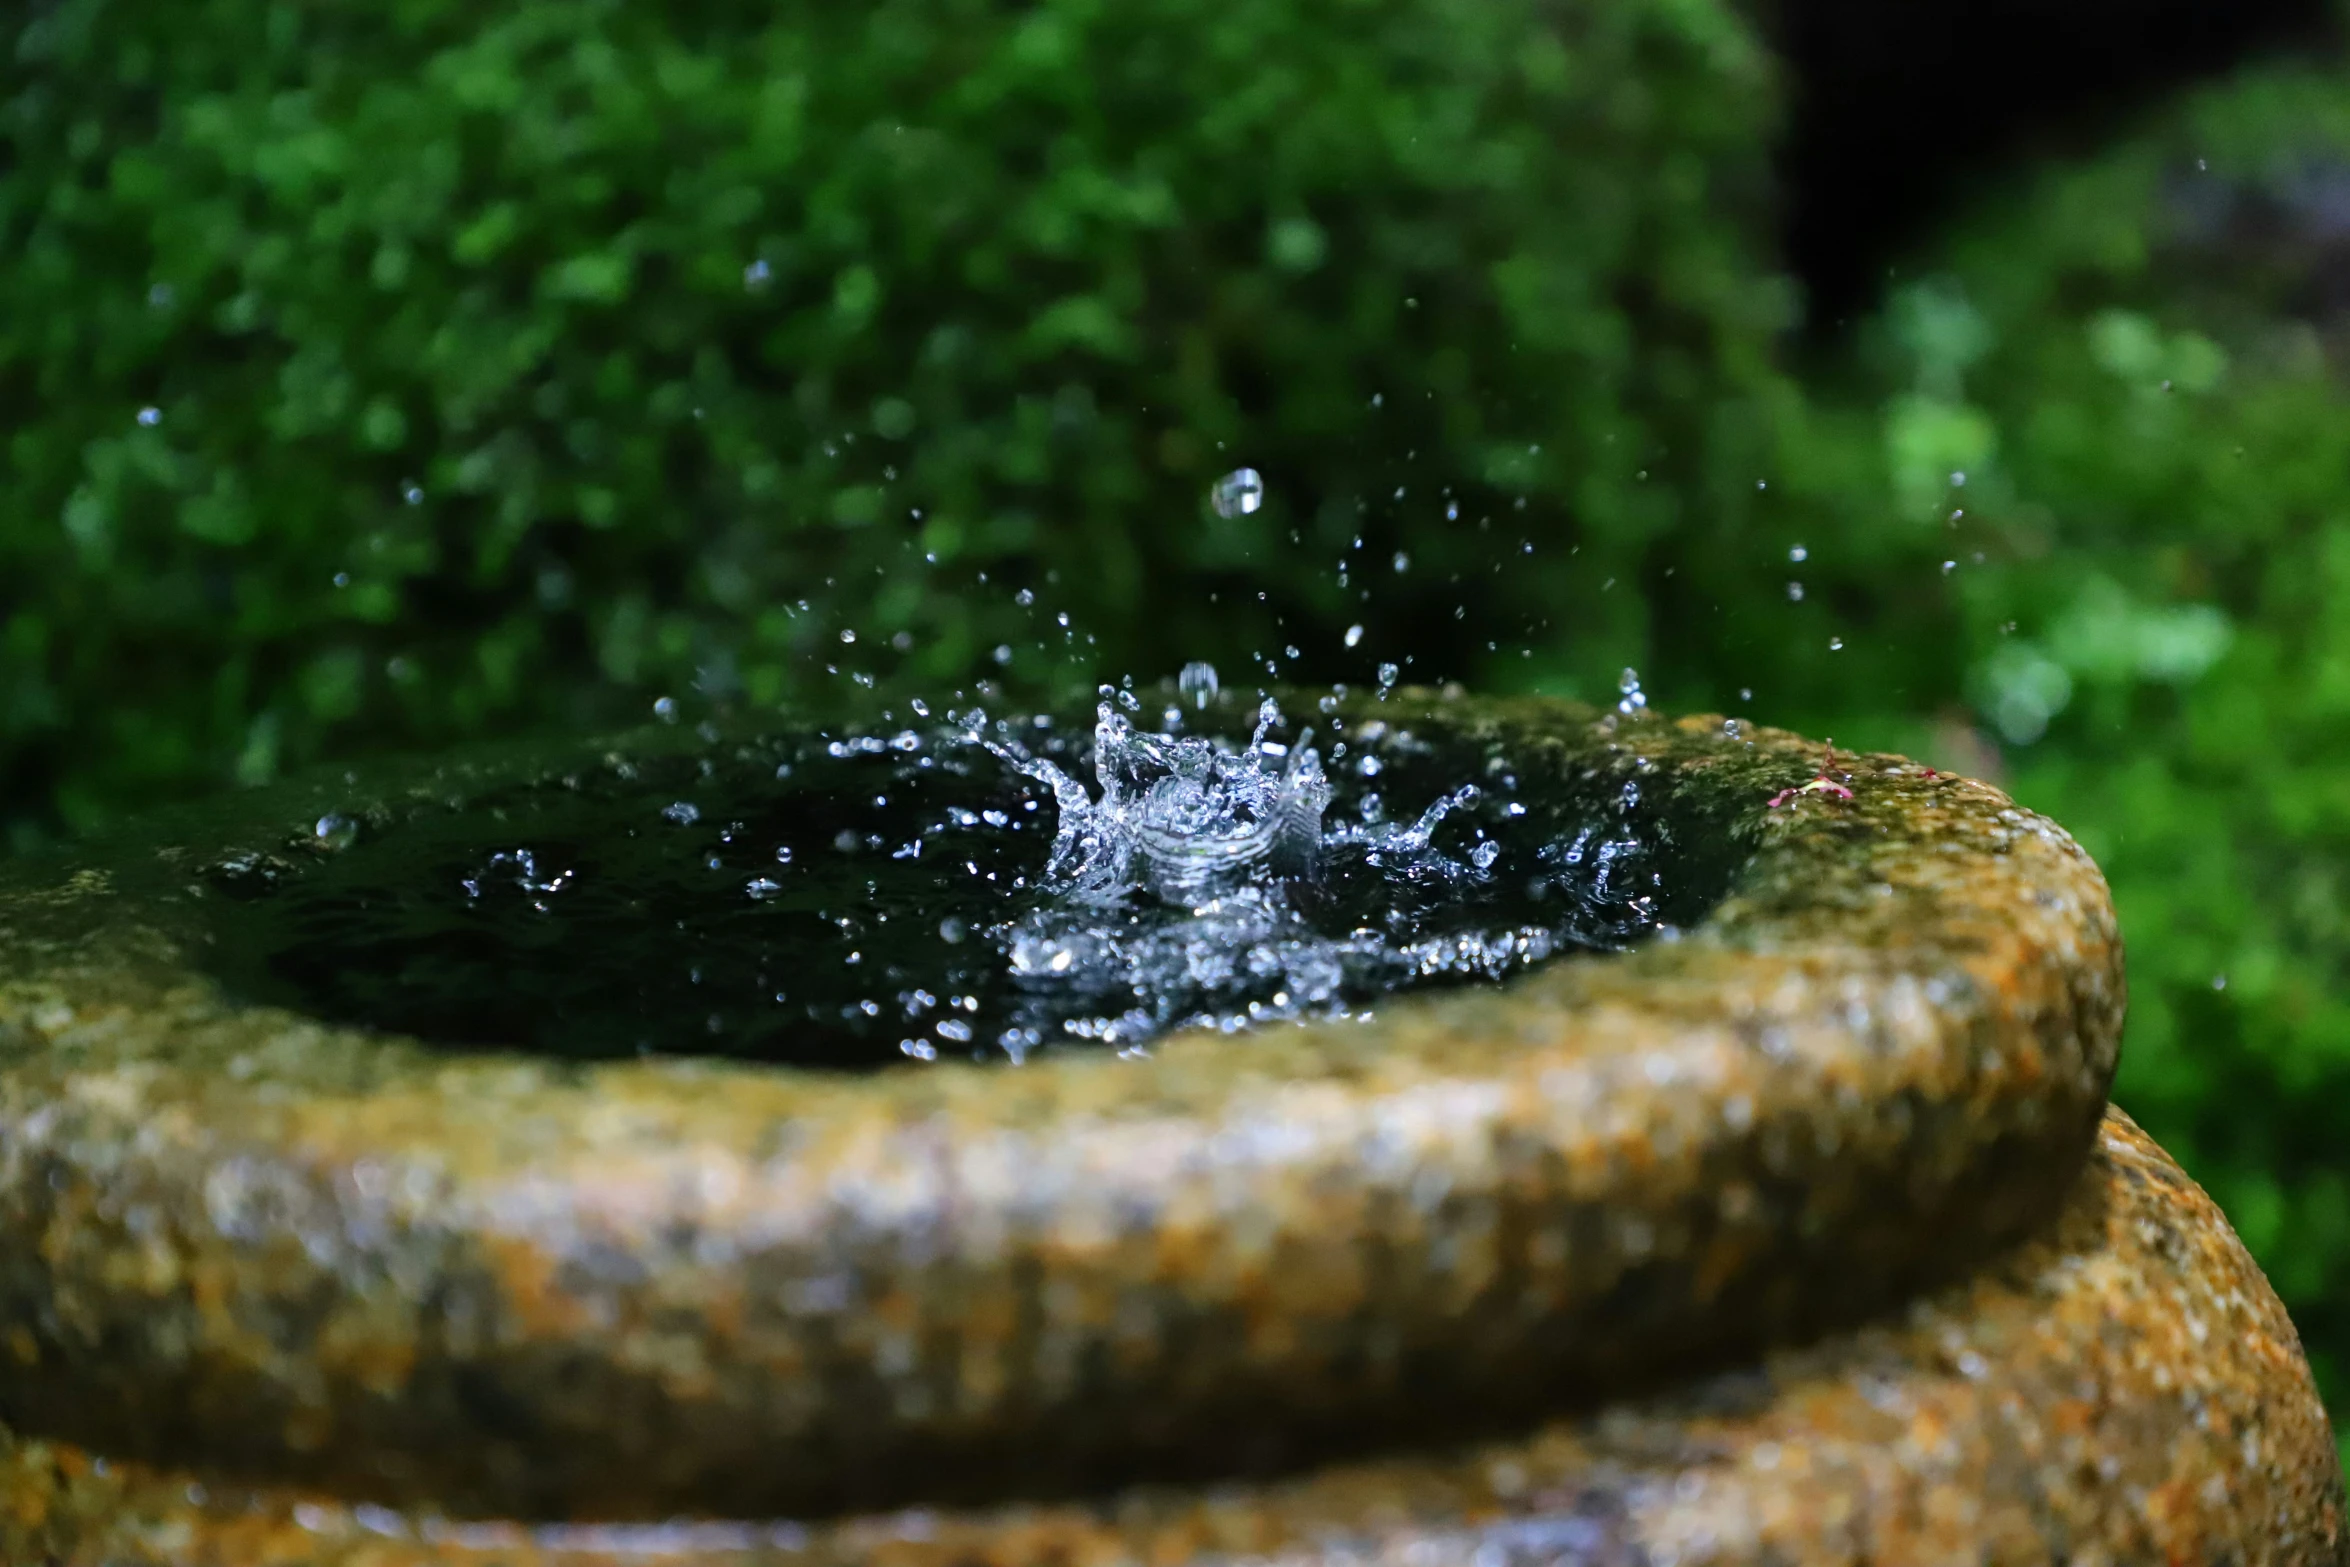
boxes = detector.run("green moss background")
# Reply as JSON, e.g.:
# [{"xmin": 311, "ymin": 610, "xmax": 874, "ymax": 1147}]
[
  {"xmin": 1801, "ymin": 64, "xmax": 2350, "ymax": 1432},
  {"xmin": 0, "ymin": 0, "xmax": 1788, "ymax": 836},
  {"xmin": 4, "ymin": 0, "xmax": 2349, "ymax": 1454}
]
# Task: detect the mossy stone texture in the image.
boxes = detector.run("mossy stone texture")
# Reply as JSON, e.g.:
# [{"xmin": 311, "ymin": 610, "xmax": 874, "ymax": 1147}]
[
  {"xmin": 6, "ymin": 1109, "xmax": 2336, "ymax": 1566},
  {"xmin": 0, "ymin": 694, "xmax": 2329, "ymax": 1563},
  {"xmin": 0, "ymin": 698, "xmax": 2118, "ymax": 1517}
]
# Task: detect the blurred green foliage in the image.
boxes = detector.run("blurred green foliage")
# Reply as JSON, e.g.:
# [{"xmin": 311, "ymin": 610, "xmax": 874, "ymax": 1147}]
[
  {"xmin": 0, "ymin": 0, "xmax": 1788, "ymax": 841},
  {"xmin": 2, "ymin": 0, "xmax": 2346, "ymax": 1454},
  {"xmin": 1788, "ymin": 64, "xmax": 2350, "ymax": 1431}
]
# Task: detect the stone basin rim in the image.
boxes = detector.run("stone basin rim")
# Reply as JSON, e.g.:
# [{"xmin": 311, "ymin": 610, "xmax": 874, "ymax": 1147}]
[
  {"xmin": 0, "ymin": 695, "xmax": 2127, "ymax": 1518},
  {"xmin": 13, "ymin": 1111, "xmax": 2337, "ymax": 1567}
]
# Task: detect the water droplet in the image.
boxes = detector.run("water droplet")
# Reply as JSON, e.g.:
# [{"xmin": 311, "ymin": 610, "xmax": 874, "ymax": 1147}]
[
  {"xmin": 1345, "ymin": 625, "xmax": 1365, "ymax": 648},
  {"xmin": 402, "ymin": 484, "xmax": 425, "ymax": 506},
  {"xmin": 1179, "ymin": 661, "xmax": 1221, "ymax": 710},
  {"xmin": 1788, "ymin": 581, "xmax": 1807, "ymax": 602},
  {"xmin": 1788, "ymin": 544, "xmax": 1807, "ymax": 563},
  {"xmin": 743, "ymin": 259, "xmax": 772, "ymax": 289},
  {"xmin": 653, "ymin": 696, "xmax": 678, "ymax": 722},
  {"xmin": 1445, "ymin": 501, "xmax": 1460, "ymax": 522},
  {"xmin": 746, "ymin": 877, "xmax": 782, "ymax": 900},
  {"xmin": 839, "ymin": 629, "xmax": 857, "ymax": 644},
  {"xmin": 1950, "ymin": 470, "xmax": 1968, "ymax": 488},
  {"xmin": 1617, "ymin": 668, "xmax": 1647, "ymax": 715},
  {"xmin": 2212, "ymin": 974, "xmax": 2228, "ymax": 990},
  {"xmin": 1472, "ymin": 841, "xmax": 1500, "ymax": 871},
  {"xmin": 136, "ymin": 406, "xmax": 160, "ymax": 427},
  {"xmin": 1740, "ymin": 688, "xmax": 1753, "ymax": 701},
  {"xmin": 1828, "ymin": 636, "xmax": 1844, "ymax": 651},
  {"xmin": 662, "ymin": 801, "xmax": 701, "ymax": 825},
  {"xmin": 1015, "ymin": 588, "xmax": 1035, "ymax": 607},
  {"xmin": 1377, "ymin": 662, "xmax": 1400, "ymax": 690},
  {"xmin": 1211, "ymin": 468, "xmax": 1264, "ymax": 518},
  {"xmin": 939, "ymin": 917, "xmax": 967, "ymax": 943},
  {"xmin": 1392, "ymin": 552, "xmax": 1411, "ymax": 574},
  {"xmin": 1942, "ymin": 560, "xmax": 1957, "ymax": 575},
  {"xmin": 313, "ymin": 814, "xmax": 358, "ymax": 851}
]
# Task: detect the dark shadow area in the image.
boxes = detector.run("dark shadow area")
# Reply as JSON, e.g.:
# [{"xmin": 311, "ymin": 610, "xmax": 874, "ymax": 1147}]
[{"xmin": 1775, "ymin": 0, "xmax": 2341, "ymax": 330}]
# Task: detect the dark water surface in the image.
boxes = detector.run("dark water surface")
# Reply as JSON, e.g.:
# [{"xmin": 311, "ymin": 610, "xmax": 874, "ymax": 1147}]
[{"xmin": 191, "ymin": 701, "xmax": 1742, "ymax": 1070}]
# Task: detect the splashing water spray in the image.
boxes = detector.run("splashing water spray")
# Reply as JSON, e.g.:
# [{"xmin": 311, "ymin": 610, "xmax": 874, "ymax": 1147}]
[{"xmin": 951, "ymin": 675, "xmax": 1494, "ymax": 1055}]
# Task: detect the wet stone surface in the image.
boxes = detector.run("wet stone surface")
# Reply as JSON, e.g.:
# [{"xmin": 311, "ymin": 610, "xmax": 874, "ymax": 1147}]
[{"xmin": 0, "ymin": 691, "xmax": 2328, "ymax": 1562}]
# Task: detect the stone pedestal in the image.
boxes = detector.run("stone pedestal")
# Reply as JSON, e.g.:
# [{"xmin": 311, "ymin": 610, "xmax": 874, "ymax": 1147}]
[{"xmin": 0, "ymin": 699, "xmax": 2336, "ymax": 1563}]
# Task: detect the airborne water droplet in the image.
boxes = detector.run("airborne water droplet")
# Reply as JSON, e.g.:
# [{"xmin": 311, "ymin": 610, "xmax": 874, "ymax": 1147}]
[
  {"xmin": 1617, "ymin": 668, "xmax": 1647, "ymax": 715},
  {"xmin": 1345, "ymin": 625, "xmax": 1364, "ymax": 648},
  {"xmin": 1377, "ymin": 662, "xmax": 1400, "ymax": 690},
  {"xmin": 1178, "ymin": 661, "xmax": 1221, "ymax": 710},
  {"xmin": 313, "ymin": 814, "xmax": 358, "ymax": 851},
  {"xmin": 1211, "ymin": 468, "xmax": 1264, "ymax": 518}
]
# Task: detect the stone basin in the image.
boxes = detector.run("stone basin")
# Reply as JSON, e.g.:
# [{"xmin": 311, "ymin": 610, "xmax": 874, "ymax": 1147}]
[{"xmin": 0, "ymin": 694, "xmax": 2336, "ymax": 1564}]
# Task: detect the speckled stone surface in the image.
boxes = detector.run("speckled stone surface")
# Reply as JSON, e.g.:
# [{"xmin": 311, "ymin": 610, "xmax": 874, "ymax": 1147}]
[
  {"xmin": 4, "ymin": 1109, "xmax": 2337, "ymax": 1565},
  {"xmin": 0, "ymin": 699, "xmax": 2126, "ymax": 1518},
  {"xmin": 0, "ymin": 689, "xmax": 2276, "ymax": 1561}
]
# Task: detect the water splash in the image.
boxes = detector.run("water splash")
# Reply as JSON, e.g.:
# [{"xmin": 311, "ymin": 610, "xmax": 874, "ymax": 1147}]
[
  {"xmin": 200, "ymin": 687, "xmax": 1713, "ymax": 1070},
  {"xmin": 955, "ymin": 690, "xmax": 1516, "ymax": 1053}
]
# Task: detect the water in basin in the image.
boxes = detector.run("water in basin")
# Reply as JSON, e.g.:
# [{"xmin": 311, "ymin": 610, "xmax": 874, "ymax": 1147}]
[{"xmin": 192, "ymin": 682, "xmax": 1736, "ymax": 1069}]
